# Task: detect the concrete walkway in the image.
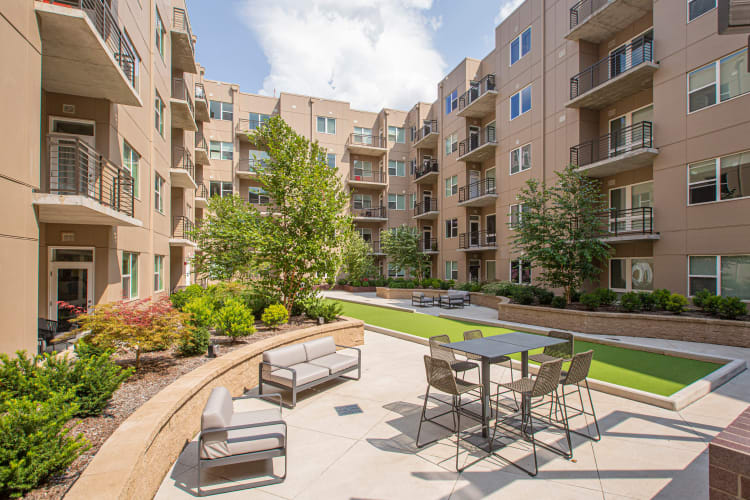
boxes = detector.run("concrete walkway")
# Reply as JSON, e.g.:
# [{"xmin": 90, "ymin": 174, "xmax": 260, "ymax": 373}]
[{"xmin": 155, "ymin": 328, "xmax": 750, "ymax": 499}]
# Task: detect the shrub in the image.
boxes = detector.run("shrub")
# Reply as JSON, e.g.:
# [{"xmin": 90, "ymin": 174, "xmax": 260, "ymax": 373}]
[
  {"xmin": 376, "ymin": 278, "xmax": 387, "ymax": 287},
  {"xmin": 551, "ymin": 296, "xmax": 567, "ymax": 309},
  {"xmin": 183, "ymin": 296, "xmax": 215, "ymax": 329},
  {"xmin": 637, "ymin": 292, "xmax": 656, "ymax": 311},
  {"xmin": 619, "ymin": 292, "xmax": 641, "ymax": 312},
  {"xmin": 305, "ymin": 298, "xmax": 342, "ymax": 323},
  {"xmin": 337, "ymin": 278, "xmax": 347, "ymax": 285},
  {"xmin": 594, "ymin": 288, "xmax": 617, "ymax": 306},
  {"xmin": 350, "ymin": 279, "xmax": 361, "ymax": 287},
  {"xmin": 718, "ymin": 296, "xmax": 747, "ymax": 320},
  {"xmin": 570, "ymin": 289, "xmax": 582, "ymax": 303},
  {"xmin": 702, "ymin": 295, "xmax": 722, "ymax": 316},
  {"xmin": 170, "ymin": 284, "xmax": 205, "ymax": 311},
  {"xmin": 535, "ymin": 288, "xmax": 555, "ymax": 305},
  {"xmin": 481, "ymin": 281, "xmax": 517, "ymax": 297},
  {"xmin": 512, "ymin": 287, "xmax": 535, "ymax": 305},
  {"xmin": 439, "ymin": 280, "xmax": 453, "ymax": 290},
  {"xmin": 652, "ymin": 288, "xmax": 672, "ymax": 310},
  {"xmin": 66, "ymin": 350, "xmax": 132, "ymax": 417},
  {"xmin": 456, "ymin": 282, "xmax": 472, "ymax": 292},
  {"xmin": 261, "ymin": 304, "xmax": 289, "ymax": 329},
  {"xmin": 664, "ymin": 293, "xmax": 689, "ymax": 314},
  {"xmin": 178, "ymin": 326, "xmax": 210, "ymax": 357},
  {"xmin": 692, "ymin": 289, "xmax": 713, "ymax": 310},
  {"xmin": 215, "ymin": 298, "xmax": 256, "ymax": 339},
  {"xmin": 580, "ymin": 293, "xmax": 601, "ymax": 311}
]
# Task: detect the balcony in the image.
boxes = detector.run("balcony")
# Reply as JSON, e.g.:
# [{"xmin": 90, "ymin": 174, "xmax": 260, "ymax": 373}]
[
  {"xmin": 236, "ymin": 158, "xmax": 267, "ymax": 178},
  {"xmin": 170, "ymin": 216, "xmax": 197, "ymax": 247},
  {"xmin": 457, "ymin": 74, "xmax": 498, "ymax": 118},
  {"xmin": 414, "ymin": 120, "xmax": 439, "ymax": 149},
  {"xmin": 170, "ymin": 7, "xmax": 197, "ymax": 74},
  {"xmin": 419, "ymin": 238, "xmax": 439, "ymax": 255},
  {"xmin": 346, "ymin": 134, "xmax": 387, "ymax": 156},
  {"xmin": 34, "ymin": 0, "xmax": 141, "ymax": 106},
  {"xmin": 415, "ymin": 160, "xmax": 439, "ymax": 185},
  {"xmin": 457, "ymin": 125, "xmax": 497, "ymax": 162},
  {"xmin": 194, "ymin": 83, "xmax": 209, "ymax": 122},
  {"xmin": 171, "ymin": 147, "xmax": 197, "ymax": 189},
  {"xmin": 567, "ymin": 36, "xmax": 657, "ymax": 110},
  {"xmin": 195, "ymin": 184, "xmax": 208, "ymax": 209},
  {"xmin": 171, "ymin": 78, "xmax": 197, "ymax": 131},
  {"xmin": 458, "ymin": 231, "xmax": 498, "ymax": 251},
  {"xmin": 194, "ymin": 132, "xmax": 209, "ymax": 165},
  {"xmin": 368, "ymin": 240, "xmax": 385, "ymax": 256},
  {"xmin": 33, "ymin": 134, "xmax": 140, "ymax": 227},
  {"xmin": 595, "ymin": 207, "xmax": 658, "ymax": 243},
  {"xmin": 348, "ymin": 170, "xmax": 386, "ymax": 189},
  {"xmin": 567, "ymin": 0, "xmax": 653, "ymax": 43},
  {"xmin": 571, "ymin": 121, "xmax": 658, "ymax": 178},
  {"xmin": 236, "ymin": 118, "xmax": 269, "ymax": 141},
  {"xmin": 351, "ymin": 205, "xmax": 388, "ymax": 221},
  {"xmin": 413, "ymin": 199, "xmax": 439, "ymax": 220},
  {"xmin": 458, "ymin": 178, "xmax": 498, "ymax": 208}
]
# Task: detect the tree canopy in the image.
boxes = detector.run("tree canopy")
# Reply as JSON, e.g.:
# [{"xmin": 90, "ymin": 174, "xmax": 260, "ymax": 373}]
[{"xmin": 380, "ymin": 225, "xmax": 430, "ymax": 281}]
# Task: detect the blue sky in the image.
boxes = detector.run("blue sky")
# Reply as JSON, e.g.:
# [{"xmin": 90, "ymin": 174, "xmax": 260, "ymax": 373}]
[{"xmin": 187, "ymin": 0, "xmax": 521, "ymax": 111}]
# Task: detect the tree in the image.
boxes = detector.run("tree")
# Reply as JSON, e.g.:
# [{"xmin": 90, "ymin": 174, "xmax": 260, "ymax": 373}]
[
  {"xmin": 340, "ymin": 229, "xmax": 378, "ymax": 281},
  {"xmin": 192, "ymin": 116, "xmax": 351, "ymax": 314},
  {"xmin": 511, "ymin": 164, "xmax": 611, "ymax": 303},
  {"xmin": 380, "ymin": 225, "xmax": 430, "ymax": 281}
]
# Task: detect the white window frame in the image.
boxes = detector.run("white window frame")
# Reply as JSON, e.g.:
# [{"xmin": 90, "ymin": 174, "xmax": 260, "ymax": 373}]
[
  {"xmin": 154, "ymin": 255, "xmax": 164, "ymax": 292},
  {"xmin": 248, "ymin": 186, "xmax": 270, "ymax": 205},
  {"xmin": 510, "ymin": 143, "xmax": 531, "ymax": 175},
  {"xmin": 388, "ymin": 262, "xmax": 406, "ymax": 278},
  {"xmin": 445, "ymin": 218, "xmax": 458, "ymax": 239},
  {"xmin": 209, "ymin": 140, "xmax": 233, "ymax": 161},
  {"xmin": 154, "ymin": 91, "xmax": 165, "ymax": 136},
  {"xmin": 445, "ymin": 89, "xmax": 458, "ymax": 114},
  {"xmin": 509, "ymin": 203, "xmax": 529, "ymax": 229},
  {"xmin": 122, "ymin": 251, "xmax": 139, "ymax": 300},
  {"xmin": 688, "ymin": 255, "xmax": 750, "ymax": 300},
  {"xmin": 353, "ymin": 193, "xmax": 372, "ymax": 209},
  {"xmin": 510, "ymin": 85, "xmax": 532, "ymax": 120},
  {"xmin": 444, "ymin": 175, "xmax": 458, "ymax": 197},
  {"xmin": 444, "ymin": 133, "xmax": 458, "ymax": 155},
  {"xmin": 154, "ymin": 174, "xmax": 164, "ymax": 213},
  {"xmin": 388, "ymin": 193, "xmax": 405, "ymax": 210},
  {"xmin": 510, "ymin": 26, "xmax": 532, "ymax": 66},
  {"xmin": 687, "ymin": 48, "xmax": 750, "ymax": 114},
  {"xmin": 317, "ymin": 116, "xmax": 336, "ymax": 135},
  {"xmin": 510, "ymin": 259, "xmax": 532, "ymax": 285},
  {"xmin": 687, "ymin": 149, "xmax": 750, "ymax": 206},
  {"xmin": 388, "ymin": 160, "xmax": 405, "ymax": 177},
  {"xmin": 155, "ymin": 7, "xmax": 165, "ymax": 60},
  {"xmin": 445, "ymin": 260, "xmax": 458, "ymax": 280},
  {"xmin": 388, "ymin": 126, "xmax": 405, "ymax": 143},
  {"xmin": 687, "ymin": 0, "xmax": 717, "ymax": 22},
  {"xmin": 209, "ymin": 101, "xmax": 233, "ymax": 121},
  {"xmin": 209, "ymin": 181, "xmax": 233, "ymax": 198},
  {"xmin": 122, "ymin": 140, "xmax": 140, "ymax": 199},
  {"xmin": 609, "ymin": 257, "xmax": 655, "ymax": 292}
]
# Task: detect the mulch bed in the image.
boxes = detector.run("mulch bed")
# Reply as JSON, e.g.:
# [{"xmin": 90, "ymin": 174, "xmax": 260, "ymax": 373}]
[{"xmin": 25, "ymin": 316, "xmax": 321, "ymax": 500}]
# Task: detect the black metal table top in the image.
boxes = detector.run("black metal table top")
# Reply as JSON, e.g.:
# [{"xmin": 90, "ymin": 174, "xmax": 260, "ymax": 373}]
[{"xmin": 443, "ymin": 332, "xmax": 566, "ymax": 361}]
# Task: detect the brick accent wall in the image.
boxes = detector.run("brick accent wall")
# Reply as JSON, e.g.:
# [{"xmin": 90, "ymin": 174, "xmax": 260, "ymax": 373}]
[{"xmin": 710, "ymin": 406, "xmax": 750, "ymax": 499}]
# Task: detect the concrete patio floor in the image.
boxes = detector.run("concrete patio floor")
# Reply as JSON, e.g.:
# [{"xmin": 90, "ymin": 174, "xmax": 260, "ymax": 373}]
[{"xmin": 155, "ymin": 329, "xmax": 750, "ymax": 500}]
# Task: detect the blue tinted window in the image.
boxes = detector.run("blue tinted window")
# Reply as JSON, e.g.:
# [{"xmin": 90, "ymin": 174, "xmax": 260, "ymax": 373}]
[
  {"xmin": 521, "ymin": 28, "xmax": 531, "ymax": 57},
  {"xmin": 510, "ymin": 38, "xmax": 520, "ymax": 65},
  {"xmin": 522, "ymin": 86, "xmax": 531, "ymax": 113},
  {"xmin": 510, "ymin": 93, "xmax": 520, "ymax": 119},
  {"xmin": 445, "ymin": 95, "xmax": 451, "ymax": 114}
]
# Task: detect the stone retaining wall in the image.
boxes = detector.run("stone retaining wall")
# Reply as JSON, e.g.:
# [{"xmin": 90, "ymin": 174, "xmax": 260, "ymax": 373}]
[
  {"xmin": 64, "ymin": 318, "xmax": 364, "ymax": 500},
  {"xmin": 709, "ymin": 406, "xmax": 750, "ymax": 499}
]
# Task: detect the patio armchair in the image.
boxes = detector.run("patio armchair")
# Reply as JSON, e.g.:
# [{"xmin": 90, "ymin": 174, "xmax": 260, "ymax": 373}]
[
  {"xmin": 439, "ymin": 291, "xmax": 467, "ymax": 309},
  {"xmin": 198, "ymin": 386, "xmax": 287, "ymax": 495},
  {"xmin": 411, "ymin": 292, "xmax": 434, "ymax": 307},
  {"xmin": 529, "ymin": 330, "xmax": 574, "ymax": 364},
  {"xmin": 550, "ymin": 349, "xmax": 600, "ymax": 444}
]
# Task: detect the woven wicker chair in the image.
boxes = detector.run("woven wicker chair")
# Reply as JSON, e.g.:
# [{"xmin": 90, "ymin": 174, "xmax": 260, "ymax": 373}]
[
  {"xmin": 491, "ymin": 359, "xmax": 571, "ymax": 476},
  {"xmin": 428, "ymin": 334, "xmax": 479, "ymax": 379},
  {"xmin": 529, "ymin": 330, "xmax": 574, "ymax": 364},
  {"xmin": 416, "ymin": 355, "xmax": 487, "ymax": 472},
  {"xmin": 550, "ymin": 350, "xmax": 600, "ymax": 443},
  {"xmin": 463, "ymin": 330, "xmax": 518, "ymax": 411}
]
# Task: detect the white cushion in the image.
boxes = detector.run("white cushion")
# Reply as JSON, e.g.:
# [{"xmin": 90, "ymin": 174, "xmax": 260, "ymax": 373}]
[
  {"xmin": 201, "ymin": 387, "xmax": 233, "ymax": 431},
  {"xmin": 303, "ymin": 336, "xmax": 336, "ymax": 360},
  {"xmin": 308, "ymin": 352, "xmax": 358, "ymax": 374},
  {"xmin": 200, "ymin": 408, "xmax": 284, "ymax": 460},
  {"xmin": 263, "ymin": 343, "xmax": 306, "ymax": 367},
  {"xmin": 267, "ymin": 362, "xmax": 329, "ymax": 387}
]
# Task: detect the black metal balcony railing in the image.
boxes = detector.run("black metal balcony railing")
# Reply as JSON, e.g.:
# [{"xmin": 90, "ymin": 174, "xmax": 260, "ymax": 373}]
[
  {"xmin": 458, "ymin": 74, "xmax": 497, "ymax": 111},
  {"xmin": 172, "ymin": 77, "xmax": 194, "ymax": 117},
  {"xmin": 172, "ymin": 7, "xmax": 195, "ymax": 54},
  {"xmin": 237, "ymin": 158, "xmax": 267, "ymax": 174},
  {"xmin": 173, "ymin": 147, "xmax": 195, "ymax": 179},
  {"xmin": 349, "ymin": 134, "xmax": 386, "ymax": 148},
  {"xmin": 571, "ymin": 121, "xmax": 654, "ymax": 168},
  {"xmin": 368, "ymin": 240, "xmax": 383, "ymax": 253},
  {"xmin": 459, "ymin": 230, "xmax": 497, "ymax": 249},
  {"xmin": 414, "ymin": 199, "xmax": 438, "ymax": 216},
  {"xmin": 570, "ymin": 36, "xmax": 654, "ymax": 100},
  {"xmin": 569, "ymin": 0, "xmax": 609, "ymax": 30},
  {"xmin": 195, "ymin": 83, "xmax": 207, "ymax": 103},
  {"xmin": 351, "ymin": 205, "xmax": 387, "ymax": 219},
  {"xmin": 172, "ymin": 216, "xmax": 195, "ymax": 240},
  {"xmin": 237, "ymin": 118, "xmax": 269, "ymax": 133},
  {"xmin": 458, "ymin": 125, "xmax": 497, "ymax": 157},
  {"xmin": 350, "ymin": 169, "xmax": 385, "ymax": 183},
  {"xmin": 43, "ymin": 133, "xmax": 134, "ymax": 217},
  {"xmin": 417, "ymin": 120, "xmax": 438, "ymax": 141},
  {"xmin": 196, "ymin": 183, "xmax": 208, "ymax": 199},
  {"xmin": 459, "ymin": 178, "xmax": 496, "ymax": 203},
  {"xmin": 600, "ymin": 207, "xmax": 654, "ymax": 236},
  {"xmin": 419, "ymin": 238, "xmax": 439, "ymax": 252},
  {"xmin": 52, "ymin": 0, "xmax": 137, "ymax": 88},
  {"xmin": 415, "ymin": 159, "xmax": 439, "ymax": 180},
  {"xmin": 195, "ymin": 131, "xmax": 208, "ymax": 151}
]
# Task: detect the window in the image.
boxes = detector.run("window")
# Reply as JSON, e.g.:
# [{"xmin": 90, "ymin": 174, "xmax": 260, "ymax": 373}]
[
  {"xmin": 154, "ymin": 174, "xmax": 164, "ymax": 213},
  {"xmin": 510, "ymin": 85, "xmax": 532, "ymax": 120},
  {"xmin": 510, "ymin": 27, "xmax": 531, "ymax": 65},
  {"xmin": 445, "ymin": 89, "xmax": 458, "ymax": 114},
  {"xmin": 689, "ymin": 255, "xmax": 750, "ymax": 299},
  {"xmin": 209, "ymin": 101, "xmax": 233, "ymax": 121},
  {"xmin": 353, "ymin": 126, "xmax": 372, "ymax": 144},
  {"xmin": 155, "ymin": 8, "xmax": 165, "ymax": 60},
  {"xmin": 209, "ymin": 141, "xmax": 233, "ymax": 161},
  {"xmin": 688, "ymin": 49, "xmax": 750, "ymax": 112},
  {"xmin": 388, "ymin": 126, "xmax": 405, "ymax": 143},
  {"xmin": 154, "ymin": 255, "xmax": 164, "ymax": 292},
  {"xmin": 154, "ymin": 92, "xmax": 165, "ymax": 136},
  {"xmin": 444, "ymin": 175, "xmax": 458, "ymax": 197},
  {"xmin": 122, "ymin": 141, "xmax": 140, "ymax": 199},
  {"xmin": 388, "ymin": 160, "xmax": 405, "ymax": 176},
  {"xmin": 509, "ymin": 203, "xmax": 530, "ymax": 228},
  {"xmin": 688, "ymin": 0, "xmax": 716, "ymax": 21},
  {"xmin": 688, "ymin": 151, "xmax": 750, "ymax": 204},
  {"xmin": 410, "ymin": 193, "xmax": 416, "ymax": 209},
  {"xmin": 486, "ymin": 260, "xmax": 496, "ymax": 282},
  {"xmin": 510, "ymin": 260, "xmax": 531, "ymax": 285},
  {"xmin": 327, "ymin": 153, "xmax": 336, "ymax": 168},
  {"xmin": 510, "ymin": 144, "xmax": 531, "ymax": 174},
  {"xmin": 388, "ymin": 263, "xmax": 406, "ymax": 278},
  {"xmin": 122, "ymin": 252, "xmax": 138, "ymax": 300},
  {"xmin": 445, "ymin": 261, "xmax": 458, "ymax": 280},
  {"xmin": 410, "ymin": 126, "xmax": 416, "ymax": 142},
  {"xmin": 444, "ymin": 133, "xmax": 458, "ymax": 155},
  {"xmin": 316, "ymin": 116, "xmax": 336, "ymax": 134},
  {"xmin": 610, "ymin": 258, "xmax": 655, "ymax": 292},
  {"xmin": 248, "ymin": 112, "xmax": 270, "ymax": 128},
  {"xmin": 388, "ymin": 193, "xmax": 405, "ymax": 210},
  {"xmin": 209, "ymin": 181, "xmax": 232, "ymax": 198},
  {"xmin": 353, "ymin": 160, "xmax": 373, "ymax": 178},
  {"xmin": 353, "ymin": 193, "xmax": 372, "ymax": 209},
  {"xmin": 445, "ymin": 218, "xmax": 458, "ymax": 238},
  {"xmin": 248, "ymin": 187, "xmax": 270, "ymax": 205}
]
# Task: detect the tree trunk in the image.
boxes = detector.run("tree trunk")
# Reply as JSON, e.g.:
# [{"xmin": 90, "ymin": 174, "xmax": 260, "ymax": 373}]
[{"xmin": 135, "ymin": 348, "xmax": 141, "ymax": 371}]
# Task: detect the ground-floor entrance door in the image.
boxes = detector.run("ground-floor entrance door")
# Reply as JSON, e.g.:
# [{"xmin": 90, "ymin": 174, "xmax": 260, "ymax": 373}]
[
  {"xmin": 48, "ymin": 248, "xmax": 94, "ymax": 331},
  {"xmin": 469, "ymin": 259, "xmax": 481, "ymax": 283}
]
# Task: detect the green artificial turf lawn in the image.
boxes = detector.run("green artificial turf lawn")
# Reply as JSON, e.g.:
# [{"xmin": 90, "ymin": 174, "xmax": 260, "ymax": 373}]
[{"xmin": 332, "ymin": 300, "xmax": 722, "ymax": 397}]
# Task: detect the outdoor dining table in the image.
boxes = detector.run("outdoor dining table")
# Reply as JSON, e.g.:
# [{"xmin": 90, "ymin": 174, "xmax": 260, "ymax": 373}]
[{"xmin": 442, "ymin": 332, "xmax": 568, "ymax": 438}]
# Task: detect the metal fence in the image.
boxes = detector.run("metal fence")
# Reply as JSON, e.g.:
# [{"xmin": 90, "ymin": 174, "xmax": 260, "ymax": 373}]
[
  {"xmin": 459, "ymin": 178, "xmax": 496, "ymax": 203},
  {"xmin": 349, "ymin": 134, "xmax": 386, "ymax": 148},
  {"xmin": 414, "ymin": 199, "xmax": 438, "ymax": 216},
  {"xmin": 459, "ymin": 230, "xmax": 497, "ymax": 249},
  {"xmin": 569, "ymin": 0, "xmax": 609, "ymax": 30},
  {"xmin": 458, "ymin": 74, "xmax": 497, "ymax": 111},
  {"xmin": 415, "ymin": 159, "xmax": 439, "ymax": 180},
  {"xmin": 172, "ymin": 6, "xmax": 195, "ymax": 54},
  {"xmin": 172, "ymin": 216, "xmax": 195, "ymax": 240},
  {"xmin": 351, "ymin": 205, "xmax": 387, "ymax": 218},
  {"xmin": 419, "ymin": 238, "xmax": 438, "ymax": 252},
  {"xmin": 458, "ymin": 124, "xmax": 497, "ymax": 157},
  {"xmin": 570, "ymin": 121, "xmax": 654, "ymax": 167},
  {"xmin": 172, "ymin": 77, "xmax": 194, "ymax": 117},
  {"xmin": 417, "ymin": 120, "xmax": 438, "ymax": 141},
  {"xmin": 173, "ymin": 147, "xmax": 195, "ymax": 179}
]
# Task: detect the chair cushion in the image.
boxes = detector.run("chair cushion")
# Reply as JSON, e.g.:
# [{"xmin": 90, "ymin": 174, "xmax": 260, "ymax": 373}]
[
  {"xmin": 413, "ymin": 292, "xmax": 424, "ymax": 298},
  {"xmin": 267, "ymin": 362, "xmax": 330, "ymax": 387},
  {"xmin": 303, "ymin": 336, "xmax": 336, "ymax": 360},
  {"xmin": 201, "ymin": 387, "xmax": 233, "ymax": 431},
  {"xmin": 263, "ymin": 343, "xmax": 306, "ymax": 367},
  {"xmin": 308, "ymin": 352, "xmax": 358, "ymax": 374},
  {"xmin": 200, "ymin": 408, "xmax": 284, "ymax": 460}
]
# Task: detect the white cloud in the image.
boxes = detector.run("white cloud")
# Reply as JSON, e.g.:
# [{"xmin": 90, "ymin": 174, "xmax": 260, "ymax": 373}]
[
  {"xmin": 494, "ymin": 0, "xmax": 524, "ymax": 25},
  {"xmin": 237, "ymin": 0, "xmax": 446, "ymax": 111}
]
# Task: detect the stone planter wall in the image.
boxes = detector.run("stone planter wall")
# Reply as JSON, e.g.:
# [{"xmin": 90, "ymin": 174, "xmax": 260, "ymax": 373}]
[
  {"xmin": 709, "ymin": 406, "xmax": 750, "ymax": 499},
  {"xmin": 335, "ymin": 285, "xmax": 377, "ymax": 292},
  {"xmin": 65, "ymin": 318, "xmax": 365, "ymax": 500}
]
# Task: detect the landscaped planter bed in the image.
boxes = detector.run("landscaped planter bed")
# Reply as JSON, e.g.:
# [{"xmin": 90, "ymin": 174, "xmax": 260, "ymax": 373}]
[
  {"xmin": 375, "ymin": 287, "xmax": 502, "ymax": 308},
  {"xmin": 335, "ymin": 284, "xmax": 377, "ymax": 292}
]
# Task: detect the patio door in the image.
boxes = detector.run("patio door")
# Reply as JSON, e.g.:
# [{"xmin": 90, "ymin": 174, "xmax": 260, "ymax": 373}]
[
  {"xmin": 469, "ymin": 215, "xmax": 480, "ymax": 246},
  {"xmin": 422, "ymin": 225, "xmax": 432, "ymax": 251},
  {"xmin": 486, "ymin": 214, "xmax": 496, "ymax": 245},
  {"xmin": 609, "ymin": 115, "xmax": 627, "ymax": 157},
  {"xmin": 469, "ymin": 126, "xmax": 480, "ymax": 150},
  {"xmin": 469, "ymin": 81, "xmax": 480, "ymax": 103},
  {"xmin": 49, "ymin": 117, "xmax": 97, "ymax": 196},
  {"xmin": 609, "ymin": 182, "xmax": 653, "ymax": 233},
  {"xmin": 423, "ymin": 189, "xmax": 432, "ymax": 210},
  {"xmin": 469, "ymin": 169, "xmax": 480, "ymax": 198},
  {"xmin": 48, "ymin": 248, "xmax": 94, "ymax": 331},
  {"xmin": 610, "ymin": 44, "xmax": 627, "ymax": 78},
  {"xmin": 469, "ymin": 259, "xmax": 481, "ymax": 283}
]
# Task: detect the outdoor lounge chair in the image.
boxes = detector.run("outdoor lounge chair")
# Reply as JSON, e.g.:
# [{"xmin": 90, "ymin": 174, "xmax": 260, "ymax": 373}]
[
  {"xmin": 529, "ymin": 330, "xmax": 574, "ymax": 364},
  {"xmin": 412, "ymin": 292, "xmax": 434, "ymax": 307},
  {"xmin": 439, "ymin": 291, "xmax": 467, "ymax": 309},
  {"xmin": 197, "ymin": 386, "xmax": 287, "ymax": 496}
]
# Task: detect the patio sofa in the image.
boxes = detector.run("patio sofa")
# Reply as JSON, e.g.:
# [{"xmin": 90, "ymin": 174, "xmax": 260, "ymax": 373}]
[
  {"xmin": 439, "ymin": 290, "xmax": 471, "ymax": 309},
  {"xmin": 259, "ymin": 336, "xmax": 361, "ymax": 408}
]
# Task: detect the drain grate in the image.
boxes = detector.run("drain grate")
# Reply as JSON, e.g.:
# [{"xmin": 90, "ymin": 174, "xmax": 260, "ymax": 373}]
[{"xmin": 334, "ymin": 404, "xmax": 363, "ymax": 416}]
